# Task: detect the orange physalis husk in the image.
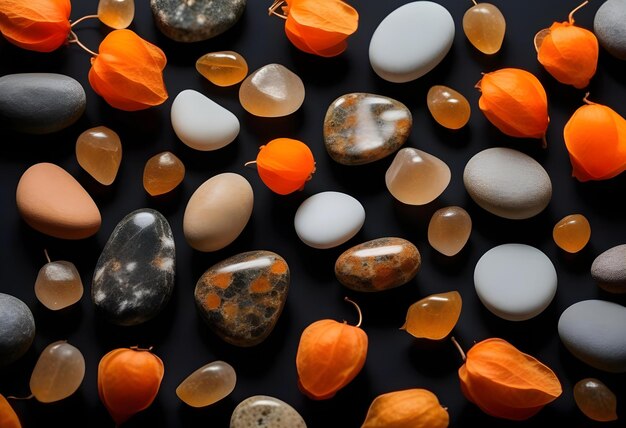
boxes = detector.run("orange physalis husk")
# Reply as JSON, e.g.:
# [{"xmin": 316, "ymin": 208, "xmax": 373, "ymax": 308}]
[
  {"xmin": 97, "ymin": 347, "xmax": 164, "ymax": 425},
  {"xmin": 476, "ymin": 68, "xmax": 550, "ymax": 146},
  {"xmin": 296, "ymin": 298, "xmax": 368, "ymax": 400},
  {"xmin": 563, "ymin": 95, "xmax": 626, "ymax": 181},
  {"xmin": 271, "ymin": 0, "xmax": 358, "ymax": 57},
  {"xmin": 0, "ymin": 394, "xmax": 21, "ymax": 428},
  {"xmin": 89, "ymin": 29, "xmax": 168, "ymax": 111},
  {"xmin": 0, "ymin": 0, "xmax": 71, "ymax": 52},
  {"xmin": 361, "ymin": 388, "xmax": 450, "ymax": 428},
  {"xmin": 254, "ymin": 138, "xmax": 316, "ymax": 195},
  {"xmin": 455, "ymin": 338, "xmax": 562, "ymax": 421},
  {"xmin": 535, "ymin": 1, "xmax": 598, "ymax": 89}
]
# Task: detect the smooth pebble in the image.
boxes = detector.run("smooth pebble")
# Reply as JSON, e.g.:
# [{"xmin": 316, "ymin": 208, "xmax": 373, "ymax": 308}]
[
  {"xmin": 0, "ymin": 293, "xmax": 35, "ymax": 366},
  {"xmin": 594, "ymin": 0, "xmax": 626, "ymax": 60},
  {"xmin": 239, "ymin": 64, "xmax": 305, "ymax": 117},
  {"xmin": 591, "ymin": 244, "xmax": 626, "ymax": 293},
  {"xmin": 176, "ymin": 360, "xmax": 236, "ymax": 407},
  {"xmin": 231, "ymin": 395, "xmax": 307, "ymax": 428}
]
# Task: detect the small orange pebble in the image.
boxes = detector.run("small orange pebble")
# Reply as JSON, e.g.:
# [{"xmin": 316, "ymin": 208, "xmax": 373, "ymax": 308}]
[
  {"xmin": 0, "ymin": 393, "xmax": 21, "ymax": 428},
  {"xmin": 553, "ymin": 214, "xmax": 591, "ymax": 253},
  {"xmin": 535, "ymin": 1, "xmax": 598, "ymax": 89},
  {"xmin": 401, "ymin": 291, "xmax": 462, "ymax": 340}
]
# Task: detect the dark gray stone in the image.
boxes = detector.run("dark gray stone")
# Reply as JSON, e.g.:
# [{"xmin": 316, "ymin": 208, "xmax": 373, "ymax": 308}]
[
  {"xmin": 0, "ymin": 293, "xmax": 35, "ymax": 366},
  {"xmin": 92, "ymin": 209, "xmax": 175, "ymax": 326},
  {"xmin": 594, "ymin": 0, "xmax": 626, "ymax": 60},
  {"xmin": 591, "ymin": 244, "xmax": 626, "ymax": 293},
  {"xmin": 0, "ymin": 73, "xmax": 86, "ymax": 134},
  {"xmin": 151, "ymin": 0, "xmax": 246, "ymax": 42}
]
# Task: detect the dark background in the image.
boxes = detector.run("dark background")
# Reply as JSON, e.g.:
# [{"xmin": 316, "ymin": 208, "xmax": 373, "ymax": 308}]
[{"xmin": 1, "ymin": 1, "xmax": 626, "ymax": 427}]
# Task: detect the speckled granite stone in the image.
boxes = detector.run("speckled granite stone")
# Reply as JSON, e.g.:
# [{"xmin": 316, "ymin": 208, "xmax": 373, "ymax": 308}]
[{"xmin": 230, "ymin": 395, "xmax": 306, "ymax": 428}]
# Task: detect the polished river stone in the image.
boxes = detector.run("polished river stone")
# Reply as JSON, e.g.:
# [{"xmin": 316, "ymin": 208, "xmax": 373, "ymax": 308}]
[
  {"xmin": 194, "ymin": 251, "xmax": 289, "ymax": 347},
  {"xmin": 92, "ymin": 209, "xmax": 175, "ymax": 326}
]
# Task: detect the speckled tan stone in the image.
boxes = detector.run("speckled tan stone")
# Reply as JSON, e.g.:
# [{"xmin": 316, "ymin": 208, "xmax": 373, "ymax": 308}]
[{"xmin": 230, "ymin": 395, "xmax": 306, "ymax": 428}]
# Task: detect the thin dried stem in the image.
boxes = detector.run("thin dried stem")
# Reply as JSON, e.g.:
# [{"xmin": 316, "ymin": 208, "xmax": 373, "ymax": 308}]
[
  {"xmin": 344, "ymin": 297, "xmax": 363, "ymax": 328},
  {"xmin": 269, "ymin": 0, "xmax": 287, "ymax": 19},
  {"xmin": 6, "ymin": 394, "xmax": 34, "ymax": 400},
  {"xmin": 70, "ymin": 14, "xmax": 99, "ymax": 27},
  {"xmin": 44, "ymin": 249, "xmax": 51, "ymax": 264},
  {"xmin": 451, "ymin": 336, "xmax": 467, "ymax": 361},
  {"xmin": 583, "ymin": 92, "xmax": 597, "ymax": 105},
  {"xmin": 68, "ymin": 31, "xmax": 98, "ymax": 56},
  {"xmin": 569, "ymin": 1, "xmax": 589, "ymax": 23},
  {"xmin": 130, "ymin": 345, "xmax": 154, "ymax": 352},
  {"xmin": 244, "ymin": 160, "xmax": 257, "ymax": 168},
  {"xmin": 541, "ymin": 134, "xmax": 548, "ymax": 149},
  {"xmin": 471, "ymin": 0, "xmax": 478, "ymax": 5}
]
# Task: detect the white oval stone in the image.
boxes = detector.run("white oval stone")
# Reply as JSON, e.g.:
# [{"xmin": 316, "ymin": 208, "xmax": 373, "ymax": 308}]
[
  {"xmin": 171, "ymin": 89, "xmax": 240, "ymax": 151},
  {"xmin": 558, "ymin": 300, "xmax": 626, "ymax": 373},
  {"xmin": 474, "ymin": 243, "xmax": 557, "ymax": 321},
  {"xmin": 463, "ymin": 147, "xmax": 552, "ymax": 219},
  {"xmin": 294, "ymin": 191, "xmax": 365, "ymax": 249},
  {"xmin": 369, "ymin": 1, "xmax": 455, "ymax": 83}
]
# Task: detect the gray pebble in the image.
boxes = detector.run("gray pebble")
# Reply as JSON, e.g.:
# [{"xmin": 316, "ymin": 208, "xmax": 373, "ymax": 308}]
[
  {"xmin": 591, "ymin": 244, "xmax": 626, "ymax": 293},
  {"xmin": 594, "ymin": 0, "xmax": 626, "ymax": 60},
  {"xmin": 0, "ymin": 293, "xmax": 35, "ymax": 366}
]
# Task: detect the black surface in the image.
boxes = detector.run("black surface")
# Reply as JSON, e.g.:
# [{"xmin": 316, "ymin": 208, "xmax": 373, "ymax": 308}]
[{"xmin": 1, "ymin": 1, "xmax": 626, "ymax": 427}]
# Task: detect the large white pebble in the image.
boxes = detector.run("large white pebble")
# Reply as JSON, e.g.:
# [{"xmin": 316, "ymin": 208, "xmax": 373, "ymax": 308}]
[
  {"xmin": 474, "ymin": 243, "xmax": 557, "ymax": 321},
  {"xmin": 183, "ymin": 173, "xmax": 253, "ymax": 252},
  {"xmin": 558, "ymin": 300, "xmax": 626, "ymax": 373},
  {"xmin": 369, "ymin": 1, "xmax": 455, "ymax": 83},
  {"xmin": 294, "ymin": 191, "xmax": 365, "ymax": 249},
  {"xmin": 171, "ymin": 89, "xmax": 240, "ymax": 151}
]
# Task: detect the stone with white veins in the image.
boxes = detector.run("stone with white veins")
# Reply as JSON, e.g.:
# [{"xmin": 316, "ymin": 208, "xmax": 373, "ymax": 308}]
[{"xmin": 92, "ymin": 209, "xmax": 175, "ymax": 326}]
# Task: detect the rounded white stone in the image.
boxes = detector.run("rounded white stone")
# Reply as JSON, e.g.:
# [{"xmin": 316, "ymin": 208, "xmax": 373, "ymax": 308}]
[
  {"xmin": 171, "ymin": 89, "xmax": 240, "ymax": 151},
  {"xmin": 474, "ymin": 243, "xmax": 557, "ymax": 321},
  {"xmin": 294, "ymin": 191, "xmax": 365, "ymax": 249},
  {"xmin": 369, "ymin": 1, "xmax": 455, "ymax": 83}
]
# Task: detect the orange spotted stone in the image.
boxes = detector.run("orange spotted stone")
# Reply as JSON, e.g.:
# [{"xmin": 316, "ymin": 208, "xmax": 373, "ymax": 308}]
[{"xmin": 194, "ymin": 251, "xmax": 289, "ymax": 347}]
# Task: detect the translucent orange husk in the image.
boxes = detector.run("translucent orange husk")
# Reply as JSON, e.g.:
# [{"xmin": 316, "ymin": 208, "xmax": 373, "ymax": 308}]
[
  {"xmin": 0, "ymin": 394, "xmax": 21, "ymax": 428},
  {"xmin": 563, "ymin": 98, "xmax": 626, "ymax": 181},
  {"xmin": 0, "ymin": 0, "xmax": 71, "ymax": 52},
  {"xmin": 477, "ymin": 68, "xmax": 549, "ymax": 144},
  {"xmin": 457, "ymin": 338, "xmax": 562, "ymax": 421},
  {"xmin": 361, "ymin": 389, "xmax": 449, "ymax": 428},
  {"xmin": 89, "ymin": 29, "xmax": 168, "ymax": 111},
  {"xmin": 255, "ymin": 138, "xmax": 316, "ymax": 195},
  {"xmin": 98, "ymin": 347, "xmax": 164, "ymax": 425},
  {"xmin": 296, "ymin": 318, "xmax": 368, "ymax": 400}
]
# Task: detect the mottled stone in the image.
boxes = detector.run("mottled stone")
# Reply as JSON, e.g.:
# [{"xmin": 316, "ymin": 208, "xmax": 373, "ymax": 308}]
[
  {"xmin": 194, "ymin": 251, "xmax": 289, "ymax": 347},
  {"xmin": 231, "ymin": 395, "xmax": 306, "ymax": 428},
  {"xmin": 323, "ymin": 93, "xmax": 411, "ymax": 165},
  {"xmin": 335, "ymin": 238, "xmax": 421, "ymax": 292},
  {"xmin": 151, "ymin": 0, "xmax": 246, "ymax": 42},
  {"xmin": 0, "ymin": 293, "xmax": 35, "ymax": 366},
  {"xmin": 0, "ymin": 73, "xmax": 86, "ymax": 134},
  {"xmin": 591, "ymin": 244, "xmax": 626, "ymax": 293},
  {"xmin": 92, "ymin": 209, "xmax": 175, "ymax": 326}
]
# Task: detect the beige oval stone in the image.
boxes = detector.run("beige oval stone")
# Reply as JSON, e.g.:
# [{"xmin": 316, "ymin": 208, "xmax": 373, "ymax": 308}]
[
  {"xmin": 183, "ymin": 173, "xmax": 253, "ymax": 252},
  {"xmin": 239, "ymin": 64, "xmax": 304, "ymax": 117},
  {"xmin": 16, "ymin": 163, "xmax": 101, "ymax": 239}
]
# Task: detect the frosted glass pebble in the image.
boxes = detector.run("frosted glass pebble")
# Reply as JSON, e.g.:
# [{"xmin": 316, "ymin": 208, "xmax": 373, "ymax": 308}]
[
  {"xmin": 294, "ymin": 191, "xmax": 365, "ymax": 249},
  {"xmin": 474, "ymin": 243, "xmax": 557, "ymax": 321}
]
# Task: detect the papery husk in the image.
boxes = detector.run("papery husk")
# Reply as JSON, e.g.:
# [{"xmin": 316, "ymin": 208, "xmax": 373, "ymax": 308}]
[
  {"xmin": 0, "ymin": 394, "xmax": 21, "ymax": 428},
  {"xmin": 361, "ymin": 388, "xmax": 449, "ymax": 428},
  {"xmin": 256, "ymin": 138, "xmax": 315, "ymax": 195}
]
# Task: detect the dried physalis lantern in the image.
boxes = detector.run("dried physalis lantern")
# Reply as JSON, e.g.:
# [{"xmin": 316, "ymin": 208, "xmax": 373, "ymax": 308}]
[
  {"xmin": 97, "ymin": 0, "xmax": 135, "ymax": 29},
  {"xmin": 463, "ymin": 1, "xmax": 506, "ymax": 54},
  {"xmin": 143, "ymin": 151, "xmax": 185, "ymax": 196},
  {"xmin": 553, "ymin": 214, "xmax": 591, "ymax": 253},
  {"xmin": 196, "ymin": 51, "xmax": 248, "ymax": 87},
  {"xmin": 29, "ymin": 341, "xmax": 85, "ymax": 403},
  {"xmin": 76, "ymin": 126, "xmax": 122, "ymax": 186},
  {"xmin": 0, "ymin": 393, "xmax": 21, "ymax": 428},
  {"xmin": 362, "ymin": 388, "xmax": 449, "ymax": 428},
  {"xmin": 402, "ymin": 291, "xmax": 462, "ymax": 340},
  {"xmin": 247, "ymin": 138, "xmax": 316, "ymax": 195},
  {"xmin": 176, "ymin": 360, "xmax": 236, "ymax": 407},
  {"xmin": 34, "ymin": 250, "xmax": 83, "ymax": 311},
  {"xmin": 476, "ymin": 68, "xmax": 549, "ymax": 146},
  {"xmin": 574, "ymin": 378, "xmax": 618, "ymax": 422},
  {"xmin": 269, "ymin": 0, "xmax": 359, "ymax": 57},
  {"xmin": 535, "ymin": 1, "xmax": 598, "ymax": 89},
  {"xmin": 296, "ymin": 297, "xmax": 368, "ymax": 400},
  {"xmin": 426, "ymin": 85, "xmax": 471, "ymax": 130},
  {"xmin": 453, "ymin": 337, "xmax": 562, "ymax": 420},
  {"xmin": 563, "ymin": 94, "xmax": 626, "ymax": 181}
]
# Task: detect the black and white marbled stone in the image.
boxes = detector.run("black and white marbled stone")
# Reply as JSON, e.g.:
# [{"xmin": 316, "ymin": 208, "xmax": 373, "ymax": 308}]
[
  {"xmin": 151, "ymin": 0, "xmax": 246, "ymax": 42},
  {"xmin": 0, "ymin": 293, "xmax": 35, "ymax": 366},
  {"xmin": 0, "ymin": 73, "xmax": 86, "ymax": 134},
  {"xmin": 92, "ymin": 209, "xmax": 175, "ymax": 326}
]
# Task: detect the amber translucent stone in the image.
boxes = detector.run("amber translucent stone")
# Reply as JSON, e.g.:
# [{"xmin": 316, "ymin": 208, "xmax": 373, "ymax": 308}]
[
  {"xmin": 553, "ymin": 214, "xmax": 591, "ymax": 253},
  {"xmin": 427, "ymin": 85, "xmax": 471, "ymax": 130},
  {"xmin": 98, "ymin": 0, "xmax": 135, "ymax": 29},
  {"xmin": 428, "ymin": 206, "xmax": 472, "ymax": 256},
  {"xmin": 239, "ymin": 64, "xmax": 305, "ymax": 117},
  {"xmin": 176, "ymin": 361, "xmax": 236, "ymax": 407},
  {"xmin": 574, "ymin": 378, "xmax": 618, "ymax": 422},
  {"xmin": 76, "ymin": 126, "xmax": 122, "ymax": 185},
  {"xmin": 463, "ymin": 2, "xmax": 506, "ymax": 54},
  {"xmin": 35, "ymin": 259, "xmax": 83, "ymax": 310},
  {"xmin": 143, "ymin": 151, "xmax": 185, "ymax": 196},
  {"xmin": 402, "ymin": 291, "xmax": 462, "ymax": 340},
  {"xmin": 196, "ymin": 51, "xmax": 248, "ymax": 87},
  {"xmin": 30, "ymin": 341, "xmax": 85, "ymax": 403}
]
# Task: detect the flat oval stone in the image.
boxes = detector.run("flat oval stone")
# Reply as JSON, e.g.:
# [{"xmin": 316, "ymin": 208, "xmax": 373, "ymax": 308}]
[
  {"xmin": 151, "ymin": 0, "xmax": 246, "ymax": 42},
  {"xmin": 239, "ymin": 64, "xmax": 305, "ymax": 117},
  {"xmin": 230, "ymin": 395, "xmax": 306, "ymax": 428},
  {"xmin": 16, "ymin": 163, "xmax": 101, "ymax": 239},
  {"xmin": 591, "ymin": 244, "xmax": 626, "ymax": 293},
  {"xmin": 194, "ymin": 251, "xmax": 289, "ymax": 347},
  {"xmin": 369, "ymin": 1, "xmax": 455, "ymax": 83},
  {"xmin": 335, "ymin": 237, "xmax": 421, "ymax": 292},
  {"xmin": 0, "ymin": 293, "xmax": 35, "ymax": 367},
  {"xmin": 594, "ymin": 0, "xmax": 626, "ymax": 60},
  {"xmin": 294, "ymin": 191, "xmax": 365, "ymax": 249},
  {"xmin": 474, "ymin": 243, "xmax": 557, "ymax": 321},
  {"xmin": 171, "ymin": 89, "xmax": 240, "ymax": 151},
  {"xmin": 92, "ymin": 209, "xmax": 175, "ymax": 326},
  {"xmin": 176, "ymin": 360, "xmax": 236, "ymax": 407},
  {"xmin": 323, "ymin": 93, "xmax": 412, "ymax": 165},
  {"xmin": 463, "ymin": 147, "xmax": 552, "ymax": 219},
  {"xmin": 0, "ymin": 73, "xmax": 86, "ymax": 134},
  {"xmin": 558, "ymin": 300, "xmax": 626, "ymax": 373}
]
